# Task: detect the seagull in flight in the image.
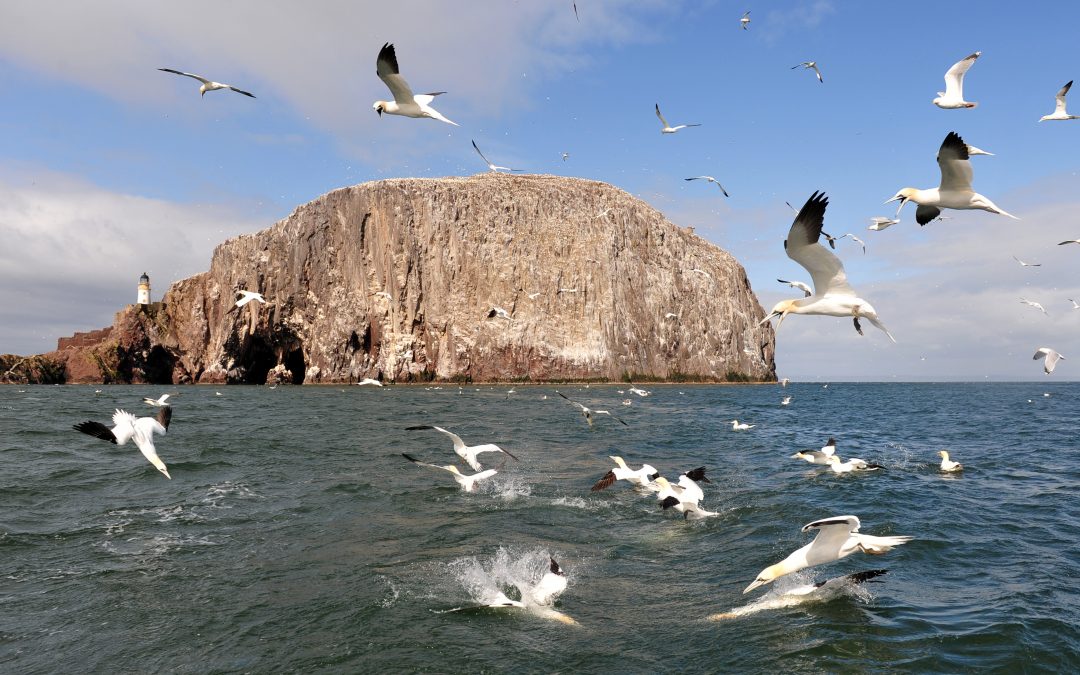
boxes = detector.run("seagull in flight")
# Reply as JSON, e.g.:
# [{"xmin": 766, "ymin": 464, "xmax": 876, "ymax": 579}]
[
  {"xmin": 158, "ymin": 68, "xmax": 255, "ymax": 98},
  {"xmin": 373, "ymin": 43, "xmax": 458, "ymax": 126},
  {"xmin": 744, "ymin": 515, "xmax": 912, "ymax": 593},
  {"xmin": 556, "ymin": 391, "xmax": 628, "ymax": 427},
  {"xmin": 1019, "ymin": 298, "xmax": 1047, "ymax": 314},
  {"xmin": 142, "ymin": 393, "xmax": 171, "ymax": 407},
  {"xmin": 792, "ymin": 61, "xmax": 823, "ymax": 83},
  {"xmin": 867, "ymin": 217, "xmax": 899, "ymax": 231},
  {"xmin": 235, "ymin": 290, "xmax": 266, "ymax": 308},
  {"xmin": 472, "ymin": 140, "xmax": 522, "ymax": 173},
  {"xmin": 932, "ymin": 51, "xmax": 980, "ymax": 109},
  {"xmin": 405, "ymin": 425, "xmax": 518, "ymax": 471},
  {"xmin": 1033, "ymin": 347, "xmax": 1065, "ymax": 374},
  {"xmin": 401, "ymin": 453, "xmax": 496, "ymax": 492},
  {"xmin": 1013, "ymin": 256, "xmax": 1041, "ymax": 267},
  {"xmin": 1040, "ymin": 81, "xmax": 1079, "ymax": 121},
  {"xmin": 655, "ymin": 103, "xmax": 701, "ymax": 134},
  {"xmin": 886, "ymin": 131, "xmax": 1018, "ymax": 225},
  {"xmin": 762, "ymin": 192, "xmax": 895, "ymax": 341},
  {"xmin": 778, "ymin": 279, "xmax": 812, "ymax": 298},
  {"xmin": 740, "ymin": 10, "xmax": 751, "ymax": 30},
  {"xmin": 73, "ymin": 407, "xmax": 174, "ymax": 479},
  {"xmin": 685, "ymin": 176, "xmax": 729, "ymax": 197}
]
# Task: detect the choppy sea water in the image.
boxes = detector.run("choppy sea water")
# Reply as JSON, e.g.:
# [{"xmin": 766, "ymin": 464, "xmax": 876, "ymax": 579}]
[{"xmin": 1, "ymin": 382, "xmax": 1078, "ymax": 673}]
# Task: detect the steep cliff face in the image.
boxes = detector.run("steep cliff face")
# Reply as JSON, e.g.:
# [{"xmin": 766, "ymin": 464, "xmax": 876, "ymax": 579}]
[{"xmin": 46, "ymin": 175, "xmax": 776, "ymax": 384}]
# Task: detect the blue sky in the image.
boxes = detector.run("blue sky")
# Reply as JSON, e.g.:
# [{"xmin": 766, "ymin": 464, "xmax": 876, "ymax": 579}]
[{"xmin": 1, "ymin": 1, "xmax": 1078, "ymax": 380}]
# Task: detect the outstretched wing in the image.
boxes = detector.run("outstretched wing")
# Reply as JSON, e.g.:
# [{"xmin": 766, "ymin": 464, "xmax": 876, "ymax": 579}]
[
  {"xmin": 937, "ymin": 132, "xmax": 974, "ymax": 192},
  {"xmin": 1055, "ymin": 80, "xmax": 1073, "ymax": 115},
  {"xmin": 73, "ymin": 420, "xmax": 117, "ymax": 444},
  {"xmin": 784, "ymin": 192, "xmax": 855, "ymax": 297},
  {"xmin": 654, "ymin": 103, "xmax": 668, "ymax": 128},
  {"xmin": 591, "ymin": 470, "xmax": 617, "ymax": 492},
  {"xmin": 942, "ymin": 52, "xmax": 979, "ymax": 98},
  {"xmin": 376, "ymin": 43, "xmax": 415, "ymax": 104},
  {"xmin": 158, "ymin": 68, "xmax": 210, "ymax": 85},
  {"xmin": 227, "ymin": 85, "xmax": 256, "ymax": 98}
]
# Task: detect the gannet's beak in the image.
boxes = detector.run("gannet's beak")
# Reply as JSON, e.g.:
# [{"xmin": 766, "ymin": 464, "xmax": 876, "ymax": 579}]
[
  {"xmin": 884, "ymin": 195, "xmax": 903, "ymax": 205},
  {"xmin": 775, "ymin": 310, "xmax": 789, "ymax": 330},
  {"xmin": 758, "ymin": 312, "xmax": 778, "ymax": 326}
]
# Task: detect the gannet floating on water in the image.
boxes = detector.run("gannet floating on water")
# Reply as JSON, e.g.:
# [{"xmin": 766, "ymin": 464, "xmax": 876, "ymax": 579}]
[
  {"xmin": 472, "ymin": 140, "xmax": 522, "ymax": 173},
  {"xmin": 373, "ymin": 43, "xmax": 458, "ymax": 126},
  {"xmin": 654, "ymin": 475, "xmax": 717, "ymax": 519},
  {"xmin": 158, "ymin": 68, "xmax": 255, "ymax": 98},
  {"xmin": 886, "ymin": 132, "xmax": 1018, "ymax": 225},
  {"xmin": 938, "ymin": 450, "xmax": 963, "ymax": 472},
  {"xmin": 73, "ymin": 407, "xmax": 173, "ymax": 479},
  {"xmin": 405, "ymin": 425, "xmax": 518, "ymax": 470},
  {"xmin": 440, "ymin": 556, "xmax": 577, "ymax": 624},
  {"xmin": 791, "ymin": 437, "xmax": 837, "ymax": 465},
  {"xmin": 792, "ymin": 61, "xmax": 823, "ymax": 83},
  {"xmin": 778, "ymin": 278, "xmax": 812, "ymax": 298},
  {"xmin": 1020, "ymin": 298, "xmax": 1047, "ymax": 315},
  {"xmin": 401, "ymin": 453, "xmax": 496, "ymax": 491},
  {"xmin": 826, "ymin": 455, "xmax": 884, "ymax": 474},
  {"xmin": 685, "ymin": 176, "xmax": 729, "ymax": 197},
  {"xmin": 655, "ymin": 103, "xmax": 700, "ymax": 134},
  {"xmin": 1040, "ymin": 81, "xmax": 1079, "ymax": 121},
  {"xmin": 709, "ymin": 570, "xmax": 888, "ymax": 621},
  {"xmin": 762, "ymin": 192, "xmax": 895, "ymax": 341},
  {"xmin": 1033, "ymin": 347, "xmax": 1065, "ymax": 374},
  {"xmin": 744, "ymin": 515, "xmax": 912, "ymax": 593},
  {"xmin": 932, "ymin": 52, "xmax": 980, "ymax": 108},
  {"xmin": 556, "ymin": 391, "xmax": 628, "ymax": 427},
  {"xmin": 591, "ymin": 456, "xmax": 659, "ymax": 492},
  {"xmin": 142, "ymin": 393, "xmax": 171, "ymax": 407},
  {"xmin": 730, "ymin": 420, "xmax": 755, "ymax": 431}
]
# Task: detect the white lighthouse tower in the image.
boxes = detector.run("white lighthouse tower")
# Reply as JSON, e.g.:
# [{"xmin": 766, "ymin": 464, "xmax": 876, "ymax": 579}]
[{"xmin": 137, "ymin": 272, "xmax": 151, "ymax": 305}]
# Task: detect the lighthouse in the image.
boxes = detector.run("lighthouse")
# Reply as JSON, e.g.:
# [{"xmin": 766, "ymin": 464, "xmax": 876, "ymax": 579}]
[{"xmin": 137, "ymin": 272, "xmax": 151, "ymax": 305}]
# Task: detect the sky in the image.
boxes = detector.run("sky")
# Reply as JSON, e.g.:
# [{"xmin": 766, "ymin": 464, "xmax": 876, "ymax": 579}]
[{"xmin": 1, "ymin": 0, "xmax": 1078, "ymax": 381}]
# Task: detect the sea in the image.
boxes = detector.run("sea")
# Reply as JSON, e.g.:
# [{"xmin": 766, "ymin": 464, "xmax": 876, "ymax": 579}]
[{"xmin": 2, "ymin": 382, "xmax": 1078, "ymax": 673}]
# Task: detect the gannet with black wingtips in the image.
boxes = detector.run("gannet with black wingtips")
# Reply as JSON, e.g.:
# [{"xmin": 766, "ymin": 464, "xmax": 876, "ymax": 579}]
[
  {"xmin": 778, "ymin": 278, "xmax": 812, "ymax": 298},
  {"xmin": 655, "ymin": 103, "xmax": 700, "ymax": 134},
  {"xmin": 372, "ymin": 43, "xmax": 458, "ymax": 126},
  {"xmin": 73, "ymin": 406, "xmax": 174, "ymax": 478},
  {"xmin": 762, "ymin": 192, "xmax": 896, "ymax": 341},
  {"xmin": 556, "ymin": 391, "xmax": 629, "ymax": 427},
  {"xmin": 401, "ymin": 453, "xmax": 496, "ymax": 492},
  {"xmin": 886, "ymin": 132, "xmax": 1018, "ymax": 225},
  {"xmin": 654, "ymin": 476, "xmax": 718, "ymax": 520},
  {"xmin": 744, "ymin": 515, "xmax": 912, "ymax": 593},
  {"xmin": 404, "ymin": 425, "xmax": 518, "ymax": 471},
  {"xmin": 142, "ymin": 393, "xmax": 171, "ymax": 407},
  {"xmin": 932, "ymin": 51, "xmax": 980, "ymax": 108},
  {"xmin": 158, "ymin": 68, "xmax": 256, "ymax": 98},
  {"xmin": 1040, "ymin": 81, "xmax": 1079, "ymax": 121},
  {"xmin": 826, "ymin": 455, "xmax": 884, "ymax": 473},
  {"xmin": 591, "ymin": 456, "xmax": 659, "ymax": 492},
  {"xmin": 791, "ymin": 437, "xmax": 837, "ymax": 464},
  {"xmin": 1033, "ymin": 347, "xmax": 1065, "ymax": 374},
  {"xmin": 791, "ymin": 61, "xmax": 823, "ymax": 83},
  {"xmin": 685, "ymin": 176, "xmax": 729, "ymax": 197}
]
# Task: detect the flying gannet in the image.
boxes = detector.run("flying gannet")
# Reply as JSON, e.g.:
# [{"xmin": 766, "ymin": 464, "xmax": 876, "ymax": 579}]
[
  {"xmin": 373, "ymin": 43, "xmax": 458, "ymax": 126},
  {"xmin": 740, "ymin": 11, "xmax": 751, "ymax": 30},
  {"xmin": 591, "ymin": 456, "xmax": 659, "ymax": 492},
  {"xmin": 356, "ymin": 378, "xmax": 383, "ymax": 386},
  {"xmin": 762, "ymin": 192, "xmax": 895, "ymax": 341},
  {"xmin": 1033, "ymin": 347, "xmax": 1065, "ymax": 374},
  {"xmin": 867, "ymin": 217, "xmax": 899, "ymax": 231},
  {"xmin": 778, "ymin": 278, "xmax": 812, "ymax": 298},
  {"xmin": 1020, "ymin": 298, "xmax": 1047, "ymax": 315},
  {"xmin": 932, "ymin": 52, "xmax": 980, "ymax": 109},
  {"xmin": 556, "ymin": 391, "xmax": 628, "ymax": 427},
  {"xmin": 73, "ymin": 406, "xmax": 174, "ymax": 479},
  {"xmin": 158, "ymin": 68, "xmax": 255, "ymax": 98},
  {"xmin": 655, "ymin": 103, "xmax": 701, "ymax": 134},
  {"xmin": 405, "ymin": 425, "xmax": 518, "ymax": 470},
  {"xmin": 792, "ymin": 61, "xmax": 824, "ymax": 83},
  {"xmin": 791, "ymin": 437, "xmax": 837, "ymax": 464},
  {"xmin": 938, "ymin": 450, "xmax": 963, "ymax": 472},
  {"xmin": 886, "ymin": 132, "xmax": 1018, "ymax": 225},
  {"xmin": 1040, "ymin": 81, "xmax": 1078, "ymax": 121},
  {"xmin": 1058, "ymin": 239, "xmax": 1080, "ymax": 246},
  {"xmin": 685, "ymin": 176, "xmax": 730, "ymax": 197},
  {"xmin": 744, "ymin": 515, "xmax": 912, "ymax": 593},
  {"xmin": 401, "ymin": 453, "xmax": 496, "ymax": 491},
  {"xmin": 142, "ymin": 393, "xmax": 171, "ymax": 407},
  {"xmin": 472, "ymin": 140, "xmax": 522, "ymax": 173},
  {"xmin": 234, "ymin": 290, "xmax": 266, "ymax": 308},
  {"xmin": 1013, "ymin": 256, "xmax": 1041, "ymax": 267}
]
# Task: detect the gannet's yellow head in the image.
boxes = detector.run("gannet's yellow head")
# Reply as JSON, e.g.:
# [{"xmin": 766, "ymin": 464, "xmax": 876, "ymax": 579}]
[
  {"xmin": 938, "ymin": 450, "xmax": 949, "ymax": 461},
  {"xmin": 653, "ymin": 476, "xmax": 671, "ymax": 489},
  {"xmin": 609, "ymin": 455, "xmax": 627, "ymax": 469},
  {"xmin": 445, "ymin": 465, "xmax": 462, "ymax": 475},
  {"xmin": 761, "ymin": 299, "xmax": 799, "ymax": 329},
  {"xmin": 885, "ymin": 188, "xmax": 917, "ymax": 205},
  {"xmin": 743, "ymin": 562, "xmax": 787, "ymax": 593}
]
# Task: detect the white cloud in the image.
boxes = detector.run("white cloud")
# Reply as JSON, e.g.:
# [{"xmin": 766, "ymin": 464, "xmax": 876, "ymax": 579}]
[
  {"xmin": 762, "ymin": 1, "xmax": 836, "ymax": 44},
  {"xmin": 0, "ymin": 166, "xmax": 264, "ymax": 355}
]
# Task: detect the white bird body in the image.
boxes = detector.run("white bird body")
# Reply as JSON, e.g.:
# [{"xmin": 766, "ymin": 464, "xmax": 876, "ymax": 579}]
[
  {"xmin": 472, "ymin": 140, "xmax": 522, "ymax": 173},
  {"xmin": 73, "ymin": 407, "xmax": 173, "ymax": 479},
  {"xmin": 731, "ymin": 420, "xmax": 755, "ymax": 431},
  {"xmin": 781, "ymin": 396, "xmax": 793, "ymax": 406},
  {"xmin": 235, "ymin": 290, "xmax": 266, "ymax": 308},
  {"xmin": 401, "ymin": 453, "xmax": 497, "ymax": 491},
  {"xmin": 142, "ymin": 393, "xmax": 171, "ymax": 407},
  {"xmin": 740, "ymin": 11, "xmax": 751, "ymax": 29},
  {"xmin": 709, "ymin": 570, "xmax": 889, "ymax": 621},
  {"xmin": 487, "ymin": 306, "xmax": 512, "ymax": 320},
  {"xmin": 791, "ymin": 437, "xmax": 836, "ymax": 464},
  {"xmin": 158, "ymin": 68, "xmax": 255, "ymax": 98},
  {"xmin": 655, "ymin": 103, "xmax": 700, "ymax": 134},
  {"xmin": 938, "ymin": 450, "xmax": 963, "ymax": 472},
  {"xmin": 867, "ymin": 217, "xmax": 899, "ymax": 231},
  {"xmin": 932, "ymin": 52, "xmax": 980, "ymax": 108},
  {"xmin": 654, "ymin": 476, "xmax": 718, "ymax": 519},
  {"xmin": 1040, "ymin": 81, "xmax": 1079, "ymax": 121},
  {"xmin": 557, "ymin": 391, "xmax": 629, "ymax": 427},
  {"xmin": 826, "ymin": 455, "xmax": 883, "ymax": 474},
  {"xmin": 405, "ymin": 425, "xmax": 517, "ymax": 471},
  {"xmin": 373, "ymin": 43, "xmax": 458, "ymax": 126},
  {"xmin": 591, "ymin": 456, "xmax": 659, "ymax": 491},
  {"xmin": 887, "ymin": 132, "xmax": 1018, "ymax": 225},
  {"xmin": 1033, "ymin": 347, "xmax": 1065, "ymax": 374},
  {"xmin": 744, "ymin": 515, "xmax": 912, "ymax": 593},
  {"xmin": 528, "ymin": 558, "xmax": 569, "ymax": 606},
  {"xmin": 763, "ymin": 192, "xmax": 895, "ymax": 341},
  {"xmin": 792, "ymin": 61, "xmax": 823, "ymax": 83},
  {"xmin": 1020, "ymin": 298, "xmax": 1047, "ymax": 315},
  {"xmin": 356, "ymin": 378, "xmax": 383, "ymax": 386}
]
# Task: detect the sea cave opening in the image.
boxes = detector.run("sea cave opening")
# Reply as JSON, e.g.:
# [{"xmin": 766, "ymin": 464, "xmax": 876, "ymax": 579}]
[
  {"xmin": 284, "ymin": 346, "xmax": 306, "ymax": 384},
  {"xmin": 143, "ymin": 346, "xmax": 175, "ymax": 384},
  {"xmin": 242, "ymin": 338, "xmax": 277, "ymax": 385}
]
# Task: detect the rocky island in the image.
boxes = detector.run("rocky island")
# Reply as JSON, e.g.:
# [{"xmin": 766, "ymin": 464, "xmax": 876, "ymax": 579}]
[{"xmin": 4, "ymin": 175, "xmax": 775, "ymax": 384}]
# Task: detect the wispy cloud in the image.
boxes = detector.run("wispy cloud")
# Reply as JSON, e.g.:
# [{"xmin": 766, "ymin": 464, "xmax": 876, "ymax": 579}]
[{"xmin": 762, "ymin": 1, "xmax": 836, "ymax": 44}]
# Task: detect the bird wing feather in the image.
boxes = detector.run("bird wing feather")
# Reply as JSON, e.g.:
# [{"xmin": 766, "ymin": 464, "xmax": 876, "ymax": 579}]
[
  {"xmin": 159, "ymin": 68, "xmax": 210, "ymax": 85},
  {"xmin": 376, "ymin": 43, "xmax": 416, "ymax": 104},
  {"xmin": 937, "ymin": 132, "xmax": 974, "ymax": 192},
  {"xmin": 942, "ymin": 52, "xmax": 979, "ymax": 98},
  {"xmin": 784, "ymin": 192, "xmax": 855, "ymax": 297},
  {"xmin": 1055, "ymin": 81, "xmax": 1073, "ymax": 115}
]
